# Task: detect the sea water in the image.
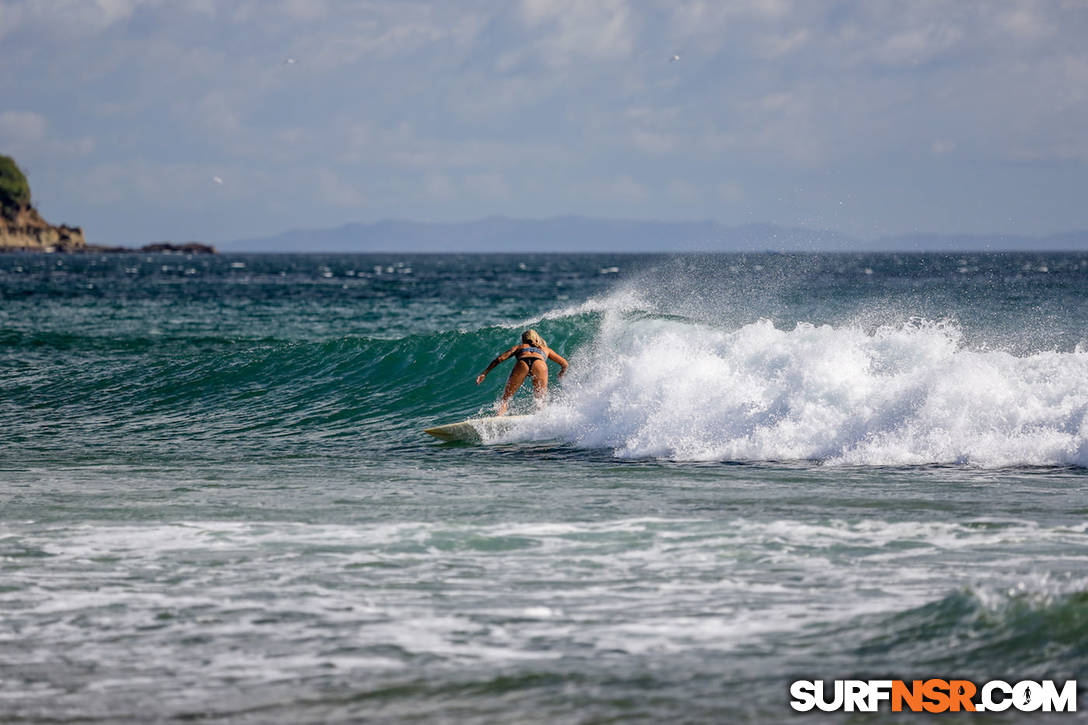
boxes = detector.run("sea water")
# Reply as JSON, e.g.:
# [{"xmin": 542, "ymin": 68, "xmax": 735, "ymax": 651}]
[{"xmin": 1, "ymin": 252, "xmax": 1086, "ymax": 722}]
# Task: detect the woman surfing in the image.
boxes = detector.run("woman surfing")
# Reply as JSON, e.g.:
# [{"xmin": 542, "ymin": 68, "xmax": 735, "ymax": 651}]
[{"xmin": 476, "ymin": 329, "xmax": 569, "ymax": 415}]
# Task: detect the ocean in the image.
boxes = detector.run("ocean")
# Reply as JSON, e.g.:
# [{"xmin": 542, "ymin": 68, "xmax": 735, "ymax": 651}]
[{"xmin": 1, "ymin": 251, "xmax": 1086, "ymax": 723}]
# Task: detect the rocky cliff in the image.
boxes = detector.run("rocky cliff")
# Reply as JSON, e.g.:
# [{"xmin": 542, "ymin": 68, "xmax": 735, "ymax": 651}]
[
  {"xmin": 0, "ymin": 203, "xmax": 86, "ymax": 251},
  {"xmin": 1, "ymin": 154, "xmax": 85, "ymax": 252}
]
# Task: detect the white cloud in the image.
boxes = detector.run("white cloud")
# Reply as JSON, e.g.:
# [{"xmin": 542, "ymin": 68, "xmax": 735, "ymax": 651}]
[
  {"xmin": 190, "ymin": 91, "xmax": 243, "ymax": 136},
  {"xmin": 0, "ymin": 110, "xmax": 95, "ymax": 158},
  {"xmin": 275, "ymin": 0, "xmax": 330, "ymax": 23},
  {"xmin": 0, "ymin": 0, "xmax": 146, "ymax": 41},
  {"xmin": 630, "ymin": 129, "xmax": 676, "ymax": 155},
  {"xmin": 518, "ymin": 0, "xmax": 637, "ymax": 68},
  {"xmin": 4, "ymin": 0, "xmax": 1088, "ymax": 237},
  {"xmin": 754, "ymin": 28, "xmax": 809, "ymax": 59},
  {"xmin": 997, "ymin": 5, "xmax": 1055, "ymax": 41},
  {"xmin": 280, "ymin": 2, "xmax": 487, "ymax": 73},
  {"xmin": 872, "ymin": 22, "xmax": 964, "ymax": 68},
  {"xmin": 0, "ymin": 110, "xmax": 48, "ymax": 144}
]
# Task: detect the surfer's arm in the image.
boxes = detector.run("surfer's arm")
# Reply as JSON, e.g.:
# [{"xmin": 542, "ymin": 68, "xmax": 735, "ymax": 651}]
[
  {"xmin": 548, "ymin": 349, "xmax": 569, "ymax": 378},
  {"xmin": 476, "ymin": 346, "xmax": 520, "ymax": 384}
]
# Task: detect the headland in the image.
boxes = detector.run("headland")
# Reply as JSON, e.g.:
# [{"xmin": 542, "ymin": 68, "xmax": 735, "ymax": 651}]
[{"xmin": 0, "ymin": 154, "xmax": 214, "ymax": 254}]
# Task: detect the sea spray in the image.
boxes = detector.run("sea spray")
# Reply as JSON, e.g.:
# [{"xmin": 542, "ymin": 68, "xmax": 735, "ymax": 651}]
[{"xmin": 520, "ymin": 308, "xmax": 1088, "ymax": 466}]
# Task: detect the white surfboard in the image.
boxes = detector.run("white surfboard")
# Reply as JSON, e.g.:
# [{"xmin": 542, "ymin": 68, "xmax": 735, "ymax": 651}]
[{"xmin": 424, "ymin": 415, "xmax": 532, "ymax": 443}]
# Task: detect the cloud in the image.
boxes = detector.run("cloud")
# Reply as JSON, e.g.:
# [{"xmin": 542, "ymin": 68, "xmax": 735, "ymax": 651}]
[
  {"xmin": 997, "ymin": 5, "xmax": 1056, "ymax": 41},
  {"xmin": 271, "ymin": 2, "xmax": 489, "ymax": 73},
  {"xmin": 629, "ymin": 129, "xmax": 676, "ymax": 155},
  {"xmin": 190, "ymin": 91, "xmax": 243, "ymax": 136},
  {"xmin": 517, "ymin": 0, "xmax": 637, "ymax": 68},
  {"xmin": 0, "ymin": 0, "xmax": 145, "ymax": 41},
  {"xmin": 871, "ymin": 22, "xmax": 965, "ymax": 68},
  {"xmin": 754, "ymin": 28, "xmax": 809, "ymax": 59},
  {"xmin": 0, "ymin": 110, "xmax": 47, "ymax": 144},
  {"xmin": 3, "ymin": 0, "xmax": 1087, "ymax": 238},
  {"xmin": 0, "ymin": 110, "xmax": 95, "ymax": 159}
]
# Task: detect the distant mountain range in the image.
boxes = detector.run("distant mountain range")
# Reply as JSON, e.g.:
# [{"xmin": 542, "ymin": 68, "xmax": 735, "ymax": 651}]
[{"xmin": 224, "ymin": 216, "xmax": 1088, "ymax": 253}]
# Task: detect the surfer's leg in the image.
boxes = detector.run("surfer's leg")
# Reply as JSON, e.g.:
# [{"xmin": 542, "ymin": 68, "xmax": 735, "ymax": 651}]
[
  {"xmin": 498, "ymin": 361, "xmax": 530, "ymax": 415},
  {"xmin": 529, "ymin": 359, "xmax": 549, "ymax": 401}
]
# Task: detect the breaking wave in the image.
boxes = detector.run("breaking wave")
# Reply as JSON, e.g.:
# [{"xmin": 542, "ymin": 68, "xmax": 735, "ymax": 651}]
[{"xmin": 509, "ymin": 292, "xmax": 1088, "ymax": 467}]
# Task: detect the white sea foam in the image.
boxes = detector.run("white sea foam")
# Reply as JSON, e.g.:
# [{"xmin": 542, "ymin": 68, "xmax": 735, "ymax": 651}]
[
  {"xmin": 5, "ymin": 513, "xmax": 1086, "ymax": 701},
  {"xmin": 519, "ymin": 301, "xmax": 1088, "ymax": 466}
]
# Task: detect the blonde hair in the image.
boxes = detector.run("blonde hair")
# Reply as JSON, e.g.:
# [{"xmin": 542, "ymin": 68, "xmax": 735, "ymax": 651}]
[{"xmin": 521, "ymin": 329, "xmax": 546, "ymax": 349}]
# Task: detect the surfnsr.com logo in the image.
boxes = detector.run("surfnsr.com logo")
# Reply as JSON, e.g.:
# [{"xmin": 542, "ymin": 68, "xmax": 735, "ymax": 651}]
[{"xmin": 790, "ymin": 679, "xmax": 1077, "ymax": 713}]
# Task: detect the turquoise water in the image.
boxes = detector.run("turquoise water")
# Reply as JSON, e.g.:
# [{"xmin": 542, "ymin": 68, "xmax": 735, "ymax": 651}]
[{"xmin": 2, "ymin": 252, "xmax": 1087, "ymax": 722}]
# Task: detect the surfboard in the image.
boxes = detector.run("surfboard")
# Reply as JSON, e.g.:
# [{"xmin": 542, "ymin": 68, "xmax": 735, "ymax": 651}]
[{"xmin": 424, "ymin": 415, "xmax": 532, "ymax": 443}]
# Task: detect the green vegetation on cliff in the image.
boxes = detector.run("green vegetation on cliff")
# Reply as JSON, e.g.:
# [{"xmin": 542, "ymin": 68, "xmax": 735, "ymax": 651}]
[{"xmin": 0, "ymin": 155, "xmax": 31, "ymax": 216}]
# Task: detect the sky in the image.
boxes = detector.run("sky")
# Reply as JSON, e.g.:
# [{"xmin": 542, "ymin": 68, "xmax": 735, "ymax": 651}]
[{"xmin": 1, "ymin": 0, "xmax": 1086, "ymax": 245}]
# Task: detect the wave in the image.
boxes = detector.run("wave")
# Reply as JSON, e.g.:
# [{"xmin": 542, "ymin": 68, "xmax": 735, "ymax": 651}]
[
  {"xmin": 853, "ymin": 584, "xmax": 1088, "ymax": 676},
  {"xmin": 496, "ymin": 288, "xmax": 1088, "ymax": 467},
  {"xmin": 0, "ymin": 317, "xmax": 597, "ymax": 453},
  {"xmin": 5, "ymin": 267, "xmax": 1088, "ymax": 466}
]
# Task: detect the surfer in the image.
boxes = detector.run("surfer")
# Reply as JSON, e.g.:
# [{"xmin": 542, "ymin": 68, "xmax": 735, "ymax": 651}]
[{"xmin": 476, "ymin": 329, "xmax": 568, "ymax": 415}]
